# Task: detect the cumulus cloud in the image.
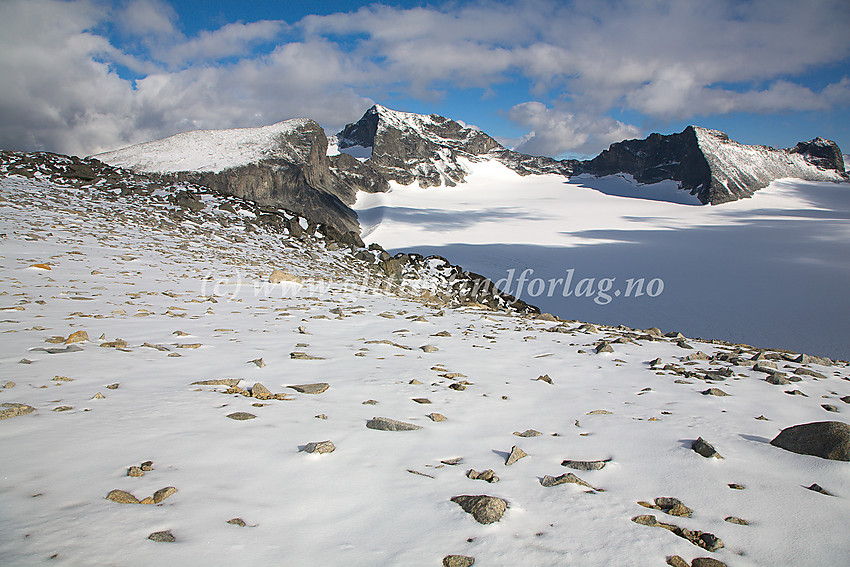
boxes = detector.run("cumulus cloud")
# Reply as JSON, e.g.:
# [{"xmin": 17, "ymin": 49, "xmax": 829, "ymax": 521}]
[
  {"xmin": 509, "ymin": 102, "xmax": 640, "ymax": 157},
  {"xmin": 0, "ymin": 0, "xmax": 848, "ymax": 156}
]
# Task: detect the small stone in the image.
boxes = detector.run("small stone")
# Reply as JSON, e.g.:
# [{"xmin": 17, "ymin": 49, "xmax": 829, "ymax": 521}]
[
  {"xmin": 666, "ymin": 556, "xmax": 690, "ymax": 567},
  {"xmin": 540, "ymin": 472, "xmax": 598, "ymax": 490},
  {"xmin": 227, "ymin": 518, "xmax": 247, "ymax": 527},
  {"xmin": 765, "ymin": 374, "xmax": 791, "ymax": 385},
  {"xmin": 513, "ymin": 429, "xmax": 541, "ymax": 437},
  {"xmin": 505, "ymin": 445, "xmax": 528, "ymax": 466},
  {"xmin": 315, "ymin": 414, "xmax": 328, "ymax": 420},
  {"xmin": 191, "ymin": 379, "xmax": 240, "ymax": 386},
  {"xmin": 692, "ymin": 437, "xmax": 722, "ymax": 459},
  {"xmin": 451, "ymin": 495, "xmax": 508, "ymax": 524},
  {"xmin": 152, "ymin": 486, "xmax": 177, "ymax": 503},
  {"xmin": 692, "ymin": 559, "xmax": 728, "ymax": 567},
  {"xmin": 289, "ymin": 352, "xmax": 324, "ymax": 360},
  {"xmin": 536, "ymin": 374, "xmax": 553, "ymax": 384},
  {"xmin": 288, "ymin": 383, "xmax": 329, "ymax": 394},
  {"xmin": 140, "ymin": 461, "xmax": 154, "ymax": 471},
  {"xmin": 147, "ymin": 530, "xmax": 175, "ymax": 543},
  {"xmin": 443, "ymin": 555, "xmax": 475, "ymax": 567},
  {"xmin": 92, "ymin": 392, "xmax": 105, "ymax": 399},
  {"xmin": 595, "ymin": 342, "xmax": 614, "ymax": 353},
  {"xmin": 105, "ymin": 383, "xmax": 119, "ymax": 390},
  {"xmin": 586, "ymin": 409, "xmax": 612, "ymax": 415},
  {"xmin": 302, "ymin": 440, "xmax": 335, "ymax": 454},
  {"xmin": 561, "ymin": 459, "xmax": 609, "ymax": 470},
  {"xmin": 52, "ymin": 406, "xmax": 72, "ymax": 412},
  {"xmin": 1, "ymin": 403, "xmax": 36, "ymax": 420},
  {"xmin": 64, "ymin": 330, "xmax": 89, "ymax": 344},
  {"xmin": 724, "ymin": 516, "xmax": 749, "ymax": 525},
  {"xmin": 822, "ymin": 404, "xmax": 839, "ymax": 413},
  {"xmin": 420, "ymin": 345, "xmax": 439, "ymax": 353},
  {"xmin": 441, "ymin": 457, "xmax": 463, "ymax": 466},
  {"xmin": 128, "ymin": 466, "xmax": 145, "ymax": 477},
  {"xmin": 106, "ymin": 489, "xmax": 139, "ymax": 504},
  {"xmin": 3, "ymin": 381, "xmax": 15, "ymax": 388},
  {"xmin": 250, "ymin": 382, "xmax": 272, "ymax": 399},
  {"xmin": 412, "ymin": 398, "xmax": 432, "ymax": 404},
  {"xmin": 409, "ymin": 379, "xmax": 423, "ymax": 385},
  {"xmin": 362, "ymin": 399, "xmax": 378, "ymax": 405},
  {"xmin": 806, "ymin": 483, "xmax": 833, "ymax": 496},
  {"xmin": 655, "ymin": 497, "xmax": 692, "ymax": 517},
  {"xmin": 701, "ymin": 388, "xmax": 729, "ymax": 396},
  {"xmin": 248, "ymin": 358, "xmax": 266, "ymax": 368},
  {"xmin": 53, "ymin": 376, "xmax": 73, "ymax": 382},
  {"xmin": 428, "ymin": 413, "xmax": 447, "ymax": 422},
  {"xmin": 466, "ymin": 469, "xmax": 499, "ymax": 483},
  {"xmin": 226, "ymin": 412, "xmax": 256, "ymax": 420},
  {"xmin": 631, "ymin": 514, "xmax": 659, "ymax": 526},
  {"xmin": 366, "ymin": 417, "xmax": 422, "ymax": 431},
  {"xmin": 432, "ymin": 331, "xmax": 452, "ymax": 337},
  {"xmin": 728, "ymin": 483, "xmax": 745, "ymax": 490},
  {"xmin": 448, "ymin": 383, "xmax": 466, "ymax": 391}
]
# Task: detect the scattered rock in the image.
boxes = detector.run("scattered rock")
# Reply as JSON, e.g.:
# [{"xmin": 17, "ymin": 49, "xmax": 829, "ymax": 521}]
[
  {"xmin": 728, "ymin": 483, "xmax": 745, "ymax": 490},
  {"xmin": 105, "ymin": 383, "xmax": 119, "ymax": 390},
  {"xmin": 288, "ymin": 383, "xmax": 329, "ymax": 394},
  {"xmin": 428, "ymin": 413, "xmax": 447, "ymax": 422},
  {"xmin": 432, "ymin": 331, "xmax": 452, "ymax": 337},
  {"xmin": 362, "ymin": 399, "xmax": 379, "ymax": 405},
  {"xmin": 561, "ymin": 459, "xmax": 609, "ymax": 471},
  {"xmin": 409, "ymin": 379, "xmax": 423, "ymax": 385},
  {"xmin": 642, "ymin": 497, "xmax": 693, "ymax": 517},
  {"xmin": 795, "ymin": 353, "xmax": 832, "ymax": 366},
  {"xmin": 505, "ymin": 445, "xmax": 528, "ymax": 466},
  {"xmin": 822, "ymin": 404, "xmax": 839, "ymax": 413},
  {"xmin": 302, "ymin": 440, "xmax": 335, "ymax": 454},
  {"xmin": 250, "ymin": 382, "xmax": 272, "ymax": 399},
  {"xmin": 541, "ymin": 472, "xmax": 599, "ymax": 491},
  {"xmin": 449, "ymin": 383, "xmax": 466, "ymax": 391},
  {"xmin": 595, "ymin": 342, "xmax": 614, "ymax": 354},
  {"xmin": 724, "ymin": 516, "xmax": 749, "ymax": 525},
  {"xmin": 92, "ymin": 392, "xmax": 105, "ymax": 399},
  {"xmin": 420, "ymin": 345, "xmax": 439, "ymax": 353},
  {"xmin": 443, "ymin": 555, "xmax": 475, "ymax": 567},
  {"xmin": 769, "ymin": 421, "xmax": 850, "ymax": 461},
  {"xmin": 805, "ymin": 483, "xmax": 834, "ymax": 496},
  {"xmin": 100, "ymin": 339, "xmax": 128, "ymax": 348},
  {"xmin": 692, "ymin": 437, "xmax": 722, "ymax": 459},
  {"xmin": 248, "ymin": 358, "xmax": 266, "ymax": 368},
  {"xmin": 466, "ymin": 469, "xmax": 499, "ymax": 483},
  {"xmin": 140, "ymin": 461, "xmax": 153, "ymax": 471},
  {"xmin": 152, "ymin": 486, "xmax": 177, "ymax": 504},
  {"xmin": 586, "ymin": 409, "xmax": 612, "ymax": 415},
  {"xmin": 513, "ymin": 429, "xmax": 541, "ymax": 437},
  {"xmin": 666, "ymin": 556, "xmax": 690, "ymax": 567},
  {"xmin": 227, "ymin": 518, "xmax": 247, "ymax": 527},
  {"xmin": 701, "ymin": 388, "xmax": 729, "ymax": 396},
  {"xmin": 631, "ymin": 515, "xmax": 723, "ymax": 552},
  {"xmin": 226, "ymin": 412, "xmax": 256, "ymax": 420},
  {"xmin": 147, "ymin": 530, "xmax": 175, "ymax": 543},
  {"xmin": 1, "ymin": 403, "xmax": 35, "ymax": 420},
  {"xmin": 412, "ymin": 398, "xmax": 432, "ymax": 404},
  {"xmin": 191, "ymin": 379, "xmax": 240, "ymax": 386},
  {"xmin": 64, "ymin": 330, "xmax": 89, "ymax": 344},
  {"xmin": 692, "ymin": 558, "xmax": 728, "ymax": 567},
  {"xmin": 52, "ymin": 406, "xmax": 72, "ymax": 412},
  {"xmin": 450, "ymin": 495, "xmax": 508, "ymax": 524},
  {"xmin": 128, "ymin": 466, "xmax": 144, "ymax": 477},
  {"xmin": 795, "ymin": 367, "xmax": 827, "ymax": 379},
  {"xmin": 765, "ymin": 374, "xmax": 791, "ymax": 385},
  {"xmin": 366, "ymin": 417, "xmax": 422, "ymax": 431},
  {"xmin": 106, "ymin": 489, "xmax": 139, "ymax": 504},
  {"xmin": 290, "ymin": 352, "xmax": 324, "ymax": 360},
  {"xmin": 536, "ymin": 374, "xmax": 553, "ymax": 384},
  {"xmin": 315, "ymin": 414, "xmax": 328, "ymax": 419}
]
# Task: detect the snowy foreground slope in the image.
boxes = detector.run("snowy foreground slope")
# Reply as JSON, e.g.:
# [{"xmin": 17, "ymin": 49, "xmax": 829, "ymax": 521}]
[
  {"xmin": 356, "ymin": 160, "xmax": 850, "ymax": 360},
  {"xmin": 1, "ymin": 163, "xmax": 849, "ymax": 567}
]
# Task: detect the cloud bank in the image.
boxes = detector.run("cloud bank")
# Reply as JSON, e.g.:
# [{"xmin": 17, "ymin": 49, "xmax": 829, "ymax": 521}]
[{"xmin": 1, "ymin": 0, "xmax": 848, "ymax": 156}]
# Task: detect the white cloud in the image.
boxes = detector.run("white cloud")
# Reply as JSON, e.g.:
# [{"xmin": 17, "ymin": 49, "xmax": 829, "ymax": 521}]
[
  {"xmin": 509, "ymin": 101, "xmax": 641, "ymax": 157},
  {"xmin": 114, "ymin": 0, "xmax": 179, "ymax": 39}
]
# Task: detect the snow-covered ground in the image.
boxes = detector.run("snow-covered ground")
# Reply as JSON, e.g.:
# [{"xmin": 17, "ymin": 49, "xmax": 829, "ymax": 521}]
[
  {"xmin": 355, "ymin": 160, "xmax": 850, "ymax": 360},
  {"xmin": 1, "ymin": 165, "xmax": 849, "ymax": 567}
]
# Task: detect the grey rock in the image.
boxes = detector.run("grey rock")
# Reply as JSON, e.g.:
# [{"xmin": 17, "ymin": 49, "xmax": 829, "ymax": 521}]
[
  {"xmin": 366, "ymin": 417, "xmax": 422, "ymax": 431},
  {"xmin": 794, "ymin": 367, "xmax": 827, "ymax": 379},
  {"xmin": 152, "ymin": 486, "xmax": 177, "ymax": 504},
  {"xmin": 540, "ymin": 472, "xmax": 598, "ymax": 490},
  {"xmin": 691, "ymin": 558, "xmax": 728, "ymax": 567},
  {"xmin": 191, "ymin": 379, "xmax": 240, "ymax": 386},
  {"xmin": 106, "ymin": 489, "xmax": 139, "ymax": 504},
  {"xmin": 764, "ymin": 373, "xmax": 791, "ymax": 385},
  {"xmin": 513, "ymin": 429, "xmax": 541, "ymax": 437},
  {"xmin": 770, "ymin": 421, "xmax": 850, "ymax": 461},
  {"xmin": 288, "ymin": 383, "xmax": 329, "ymax": 394},
  {"xmin": 450, "ymin": 495, "xmax": 508, "ymax": 524},
  {"xmin": 428, "ymin": 413, "xmax": 447, "ymax": 422},
  {"xmin": 724, "ymin": 516, "xmax": 749, "ymax": 525},
  {"xmin": 805, "ymin": 483, "xmax": 834, "ymax": 496},
  {"xmin": 419, "ymin": 344, "xmax": 439, "ymax": 353},
  {"xmin": 147, "ymin": 530, "xmax": 175, "ymax": 543},
  {"xmin": 226, "ymin": 412, "xmax": 256, "ymax": 420},
  {"xmin": 795, "ymin": 353, "xmax": 833, "ymax": 366},
  {"xmin": 466, "ymin": 469, "xmax": 499, "ymax": 483},
  {"xmin": 701, "ymin": 388, "xmax": 730, "ymax": 396},
  {"xmin": 504, "ymin": 445, "xmax": 528, "ymax": 466},
  {"xmin": 443, "ymin": 555, "xmax": 475, "ymax": 567},
  {"xmin": 302, "ymin": 440, "xmax": 335, "ymax": 454},
  {"xmin": 822, "ymin": 404, "xmax": 839, "ymax": 413},
  {"xmin": 692, "ymin": 437, "xmax": 722, "ymax": 459},
  {"xmin": 561, "ymin": 459, "xmax": 609, "ymax": 470},
  {"xmin": 595, "ymin": 341, "xmax": 614, "ymax": 354}
]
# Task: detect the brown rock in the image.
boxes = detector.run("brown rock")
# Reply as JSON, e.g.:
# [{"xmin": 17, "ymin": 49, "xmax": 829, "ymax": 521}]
[
  {"xmin": 153, "ymin": 486, "xmax": 177, "ymax": 503},
  {"xmin": 106, "ymin": 489, "xmax": 139, "ymax": 504},
  {"xmin": 288, "ymin": 383, "xmax": 329, "ymax": 394},
  {"xmin": 64, "ymin": 330, "xmax": 89, "ymax": 344}
]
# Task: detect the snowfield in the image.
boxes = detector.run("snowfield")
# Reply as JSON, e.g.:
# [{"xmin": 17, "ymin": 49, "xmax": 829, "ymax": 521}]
[
  {"xmin": 1, "ymin": 163, "xmax": 849, "ymax": 566},
  {"xmin": 355, "ymin": 159, "xmax": 850, "ymax": 360}
]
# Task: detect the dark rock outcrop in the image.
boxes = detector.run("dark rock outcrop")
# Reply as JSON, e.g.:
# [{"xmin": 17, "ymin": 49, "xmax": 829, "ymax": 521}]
[{"xmin": 770, "ymin": 421, "xmax": 850, "ymax": 461}]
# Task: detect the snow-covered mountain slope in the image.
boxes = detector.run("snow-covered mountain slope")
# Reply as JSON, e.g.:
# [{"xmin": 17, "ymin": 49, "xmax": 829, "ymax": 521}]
[
  {"xmin": 2, "ymin": 150, "xmax": 849, "ymax": 567},
  {"xmin": 356, "ymin": 159, "xmax": 850, "ymax": 360},
  {"xmin": 95, "ymin": 119, "xmax": 315, "ymax": 174}
]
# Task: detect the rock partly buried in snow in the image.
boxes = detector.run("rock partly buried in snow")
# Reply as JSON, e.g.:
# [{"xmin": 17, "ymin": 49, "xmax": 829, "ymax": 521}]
[
  {"xmin": 443, "ymin": 555, "xmax": 475, "ymax": 567},
  {"xmin": 691, "ymin": 558, "xmax": 729, "ymax": 567},
  {"xmin": 366, "ymin": 417, "xmax": 422, "ymax": 431},
  {"xmin": 226, "ymin": 412, "xmax": 256, "ymax": 420},
  {"xmin": 631, "ymin": 515, "xmax": 723, "ymax": 552},
  {"xmin": 420, "ymin": 344, "xmax": 439, "ymax": 353},
  {"xmin": 288, "ymin": 383, "xmax": 329, "ymax": 394},
  {"xmin": 466, "ymin": 469, "xmax": 499, "ymax": 483},
  {"xmin": 540, "ymin": 472, "xmax": 601, "ymax": 491},
  {"xmin": 1, "ymin": 403, "xmax": 36, "ymax": 420},
  {"xmin": 64, "ymin": 330, "xmax": 89, "ymax": 344},
  {"xmin": 191, "ymin": 379, "xmax": 241, "ymax": 387},
  {"xmin": 692, "ymin": 437, "xmax": 722, "ymax": 459},
  {"xmin": 639, "ymin": 497, "xmax": 693, "ymax": 517},
  {"xmin": 561, "ymin": 459, "xmax": 609, "ymax": 471},
  {"xmin": 147, "ymin": 530, "xmax": 175, "ymax": 543},
  {"xmin": 450, "ymin": 495, "xmax": 508, "ymax": 524},
  {"xmin": 504, "ymin": 445, "xmax": 528, "ymax": 466},
  {"xmin": 106, "ymin": 489, "xmax": 140, "ymax": 504},
  {"xmin": 769, "ymin": 421, "xmax": 850, "ymax": 461},
  {"xmin": 428, "ymin": 413, "xmax": 447, "ymax": 422},
  {"xmin": 153, "ymin": 486, "xmax": 177, "ymax": 504},
  {"xmin": 302, "ymin": 440, "xmax": 335, "ymax": 454}
]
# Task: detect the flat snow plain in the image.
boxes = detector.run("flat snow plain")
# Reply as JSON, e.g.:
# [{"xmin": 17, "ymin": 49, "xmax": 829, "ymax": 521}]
[{"xmin": 355, "ymin": 160, "xmax": 850, "ymax": 360}]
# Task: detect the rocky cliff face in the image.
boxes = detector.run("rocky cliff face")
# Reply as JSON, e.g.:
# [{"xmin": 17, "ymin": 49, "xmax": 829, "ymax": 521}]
[
  {"xmin": 94, "ymin": 119, "xmax": 387, "ymax": 233},
  {"xmin": 580, "ymin": 126, "xmax": 847, "ymax": 204}
]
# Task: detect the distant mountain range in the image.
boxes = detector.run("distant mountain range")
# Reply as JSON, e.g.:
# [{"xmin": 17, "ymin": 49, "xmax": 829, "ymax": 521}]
[{"xmin": 94, "ymin": 104, "xmax": 848, "ymax": 231}]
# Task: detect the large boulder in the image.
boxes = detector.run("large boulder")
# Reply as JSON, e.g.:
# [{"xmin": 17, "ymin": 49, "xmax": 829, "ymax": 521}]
[{"xmin": 770, "ymin": 421, "xmax": 850, "ymax": 461}]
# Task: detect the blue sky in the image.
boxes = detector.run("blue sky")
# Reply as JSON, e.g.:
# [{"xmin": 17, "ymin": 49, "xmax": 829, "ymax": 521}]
[{"xmin": 1, "ymin": 0, "xmax": 848, "ymax": 158}]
